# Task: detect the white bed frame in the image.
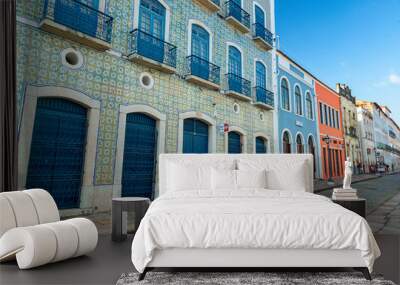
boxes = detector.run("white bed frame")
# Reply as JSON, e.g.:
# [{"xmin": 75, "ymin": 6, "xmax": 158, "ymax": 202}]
[{"xmin": 139, "ymin": 154, "xmax": 371, "ymax": 280}]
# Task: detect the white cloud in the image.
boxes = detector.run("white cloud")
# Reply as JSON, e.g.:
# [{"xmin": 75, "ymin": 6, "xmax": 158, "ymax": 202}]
[{"xmin": 388, "ymin": 73, "xmax": 400, "ymax": 85}]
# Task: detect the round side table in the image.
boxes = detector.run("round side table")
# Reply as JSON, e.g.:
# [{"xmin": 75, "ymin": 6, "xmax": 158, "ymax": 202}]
[{"xmin": 111, "ymin": 197, "xmax": 150, "ymax": 242}]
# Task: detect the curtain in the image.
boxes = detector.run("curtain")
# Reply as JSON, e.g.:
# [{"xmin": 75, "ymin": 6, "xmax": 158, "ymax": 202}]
[{"xmin": 0, "ymin": 0, "xmax": 17, "ymax": 192}]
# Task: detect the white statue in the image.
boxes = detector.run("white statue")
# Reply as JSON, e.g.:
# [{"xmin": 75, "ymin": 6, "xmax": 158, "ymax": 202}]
[{"xmin": 343, "ymin": 157, "xmax": 353, "ymax": 189}]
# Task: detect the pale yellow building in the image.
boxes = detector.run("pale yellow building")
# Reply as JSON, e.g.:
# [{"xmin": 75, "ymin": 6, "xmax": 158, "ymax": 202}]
[{"xmin": 337, "ymin": 84, "xmax": 362, "ymax": 173}]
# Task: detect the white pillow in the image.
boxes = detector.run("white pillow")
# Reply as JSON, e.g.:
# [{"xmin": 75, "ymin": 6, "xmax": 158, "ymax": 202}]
[
  {"xmin": 167, "ymin": 163, "xmax": 212, "ymax": 191},
  {"xmin": 237, "ymin": 158, "xmax": 309, "ymax": 192},
  {"xmin": 212, "ymin": 168, "xmax": 237, "ymax": 190},
  {"xmin": 236, "ymin": 169, "xmax": 267, "ymax": 189},
  {"xmin": 265, "ymin": 162, "xmax": 307, "ymax": 192}
]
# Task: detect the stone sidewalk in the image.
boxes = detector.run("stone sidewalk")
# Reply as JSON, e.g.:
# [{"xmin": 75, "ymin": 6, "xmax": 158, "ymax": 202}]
[
  {"xmin": 314, "ymin": 173, "xmax": 382, "ymax": 192},
  {"xmin": 367, "ymin": 192, "xmax": 400, "ymax": 235}
]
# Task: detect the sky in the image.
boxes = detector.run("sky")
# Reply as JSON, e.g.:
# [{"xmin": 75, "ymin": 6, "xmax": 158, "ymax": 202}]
[{"xmin": 275, "ymin": 0, "xmax": 400, "ymax": 123}]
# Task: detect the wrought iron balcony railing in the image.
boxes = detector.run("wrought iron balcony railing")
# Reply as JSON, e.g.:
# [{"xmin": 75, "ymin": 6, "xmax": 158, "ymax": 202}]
[
  {"xmin": 252, "ymin": 23, "xmax": 273, "ymax": 47},
  {"xmin": 224, "ymin": 0, "xmax": 250, "ymax": 29},
  {"xmin": 254, "ymin": 86, "xmax": 274, "ymax": 107},
  {"xmin": 42, "ymin": 0, "xmax": 113, "ymax": 43},
  {"xmin": 128, "ymin": 29, "xmax": 177, "ymax": 68},
  {"xmin": 186, "ymin": 55, "xmax": 220, "ymax": 85},
  {"xmin": 225, "ymin": 73, "xmax": 251, "ymax": 97}
]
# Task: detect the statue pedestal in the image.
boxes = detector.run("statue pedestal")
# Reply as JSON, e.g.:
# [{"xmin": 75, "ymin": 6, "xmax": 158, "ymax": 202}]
[{"xmin": 332, "ymin": 188, "xmax": 358, "ymax": 200}]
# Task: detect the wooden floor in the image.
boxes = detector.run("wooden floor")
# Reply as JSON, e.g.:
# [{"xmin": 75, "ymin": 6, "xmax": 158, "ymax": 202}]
[{"xmin": 0, "ymin": 235, "xmax": 398, "ymax": 285}]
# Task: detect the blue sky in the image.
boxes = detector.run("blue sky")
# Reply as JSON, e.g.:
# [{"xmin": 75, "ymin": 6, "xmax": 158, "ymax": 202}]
[{"xmin": 275, "ymin": 0, "xmax": 400, "ymax": 123}]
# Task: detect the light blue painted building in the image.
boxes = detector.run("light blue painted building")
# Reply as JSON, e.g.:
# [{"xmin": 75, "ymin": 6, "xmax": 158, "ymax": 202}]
[{"xmin": 276, "ymin": 50, "xmax": 321, "ymax": 178}]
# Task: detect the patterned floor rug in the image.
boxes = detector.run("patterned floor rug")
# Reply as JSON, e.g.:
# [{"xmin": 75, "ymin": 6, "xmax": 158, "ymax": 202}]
[{"xmin": 116, "ymin": 271, "xmax": 396, "ymax": 285}]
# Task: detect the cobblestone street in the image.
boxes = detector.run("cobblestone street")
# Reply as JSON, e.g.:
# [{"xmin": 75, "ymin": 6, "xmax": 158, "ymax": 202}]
[{"xmin": 318, "ymin": 173, "xmax": 400, "ymax": 234}]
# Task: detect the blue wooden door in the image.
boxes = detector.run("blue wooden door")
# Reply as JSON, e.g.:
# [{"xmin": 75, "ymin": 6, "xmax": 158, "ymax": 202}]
[
  {"xmin": 26, "ymin": 98, "xmax": 87, "ymax": 209},
  {"xmin": 122, "ymin": 113, "xmax": 157, "ymax": 199},
  {"xmin": 54, "ymin": 0, "xmax": 99, "ymax": 38},
  {"xmin": 228, "ymin": 46, "xmax": 242, "ymax": 93},
  {"xmin": 183, "ymin": 119, "xmax": 208, "ymax": 153},
  {"xmin": 228, "ymin": 131, "xmax": 241, "ymax": 153},
  {"xmin": 138, "ymin": 0, "xmax": 165, "ymax": 63},
  {"xmin": 256, "ymin": 137, "xmax": 267, "ymax": 153},
  {"xmin": 191, "ymin": 24, "xmax": 210, "ymax": 80}
]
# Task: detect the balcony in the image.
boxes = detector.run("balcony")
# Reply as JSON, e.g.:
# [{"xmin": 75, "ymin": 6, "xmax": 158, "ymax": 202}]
[
  {"xmin": 253, "ymin": 86, "xmax": 274, "ymax": 110},
  {"xmin": 348, "ymin": 126, "xmax": 358, "ymax": 138},
  {"xmin": 193, "ymin": 0, "xmax": 220, "ymax": 12},
  {"xmin": 40, "ymin": 0, "xmax": 113, "ymax": 51},
  {"xmin": 185, "ymin": 55, "xmax": 220, "ymax": 90},
  {"xmin": 252, "ymin": 23, "xmax": 273, "ymax": 51},
  {"xmin": 223, "ymin": 0, "xmax": 250, "ymax": 33},
  {"xmin": 128, "ymin": 29, "xmax": 177, "ymax": 74},
  {"xmin": 224, "ymin": 73, "xmax": 251, "ymax": 101}
]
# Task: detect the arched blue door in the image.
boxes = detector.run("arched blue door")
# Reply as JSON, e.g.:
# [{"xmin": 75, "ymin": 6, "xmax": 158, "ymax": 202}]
[
  {"xmin": 183, "ymin": 118, "xmax": 209, "ymax": 153},
  {"xmin": 55, "ymin": 0, "xmax": 99, "ymax": 38},
  {"xmin": 138, "ymin": 0, "xmax": 166, "ymax": 63},
  {"xmin": 228, "ymin": 131, "xmax": 242, "ymax": 153},
  {"xmin": 26, "ymin": 98, "xmax": 87, "ymax": 209},
  {"xmin": 122, "ymin": 113, "xmax": 157, "ymax": 199},
  {"xmin": 228, "ymin": 46, "xmax": 242, "ymax": 93},
  {"xmin": 256, "ymin": 137, "xmax": 267, "ymax": 153},
  {"xmin": 191, "ymin": 24, "xmax": 210, "ymax": 80}
]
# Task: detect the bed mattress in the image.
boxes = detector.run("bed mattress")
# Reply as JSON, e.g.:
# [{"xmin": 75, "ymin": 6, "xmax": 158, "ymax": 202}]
[{"xmin": 131, "ymin": 190, "xmax": 380, "ymax": 273}]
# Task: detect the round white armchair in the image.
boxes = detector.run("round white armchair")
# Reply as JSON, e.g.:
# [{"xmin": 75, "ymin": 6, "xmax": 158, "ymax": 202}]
[{"xmin": 0, "ymin": 189, "xmax": 98, "ymax": 269}]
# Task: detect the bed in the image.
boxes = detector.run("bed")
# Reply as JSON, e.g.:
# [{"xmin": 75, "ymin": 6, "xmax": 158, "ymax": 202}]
[{"xmin": 131, "ymin": 154, "xmax": 380, "ymax": 280}]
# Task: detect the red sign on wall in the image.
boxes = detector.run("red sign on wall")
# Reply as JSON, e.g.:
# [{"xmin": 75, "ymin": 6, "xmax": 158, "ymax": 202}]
[{"xmin": 224, "ymin": 123, "xmax": 229, "ymax": 133}]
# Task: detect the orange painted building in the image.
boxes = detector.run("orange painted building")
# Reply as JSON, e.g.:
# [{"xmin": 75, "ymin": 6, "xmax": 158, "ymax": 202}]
[{"xmin": 315, "ymin": 80, "xmax": 346, "ymax": 180}]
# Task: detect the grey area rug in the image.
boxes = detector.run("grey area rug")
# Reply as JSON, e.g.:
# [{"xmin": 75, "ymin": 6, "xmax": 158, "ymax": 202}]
[{"xmin": 116, "ymin": 272, "xmax": 396, "ymax": 285}]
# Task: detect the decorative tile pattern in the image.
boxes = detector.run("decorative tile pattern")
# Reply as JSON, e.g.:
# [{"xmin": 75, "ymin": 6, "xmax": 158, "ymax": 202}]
[{"xmin": 16, "ymin": 0, "xmax": 275, "ymax": 186}]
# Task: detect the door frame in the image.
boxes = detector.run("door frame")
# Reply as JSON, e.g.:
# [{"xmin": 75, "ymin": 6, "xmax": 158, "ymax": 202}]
[
  {"xmin": 114, "ymin": 104, "xmax": 166, "ymax": 198},
  {"xmin": 18, "ymin": 85, "xmax": 100, "ymax": 209}
]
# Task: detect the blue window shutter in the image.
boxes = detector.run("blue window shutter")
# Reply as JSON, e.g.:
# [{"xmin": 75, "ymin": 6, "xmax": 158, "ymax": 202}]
[
  {"xmin": 281, "ymin": 78, "xmax": 290, "ymax": 110},
  {"xmin": 255, "ymin": 5, "xmax": 265, "ymax": 26},
  {"xmin": 228, "ymin": 46, "xmax": 242, "ymax": 76},
  {"xmin": 139, "ymin": 0, "xmax": 166, "ymax": 39},
  {"xmin": 191, "ymin": 24, "xmax": 210, "ymax": 80},
  {"xmin": 138, "ymin": 0, "xmax": 166, "ymax": 63},
  {"xmin": 54, "ymin": 0, "xmax": 99, "ymax": 38},
  {"xmin": 256, "ymin": 61, "xmax": 266, "ymax": 88},
  {"xmin": 191, "ymin": 24, "xmax": 209, "ymax": 60}
]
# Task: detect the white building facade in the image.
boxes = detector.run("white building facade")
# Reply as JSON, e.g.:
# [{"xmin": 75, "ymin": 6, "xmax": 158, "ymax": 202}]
[{"xmin": 356, "ymin": 104, "xmax": 376, "ymax": 173}]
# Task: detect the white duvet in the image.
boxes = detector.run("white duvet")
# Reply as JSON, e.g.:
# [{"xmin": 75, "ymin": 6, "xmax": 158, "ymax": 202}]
[{"xmin": 131, "ymin": 190, "xmax": 380, "ymax": 273}]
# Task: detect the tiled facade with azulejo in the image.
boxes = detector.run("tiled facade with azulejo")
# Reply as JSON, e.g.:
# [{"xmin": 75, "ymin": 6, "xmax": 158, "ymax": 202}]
[{"xmin": 16, "ymin": 0, "xmax": 276, "ymax": 213}]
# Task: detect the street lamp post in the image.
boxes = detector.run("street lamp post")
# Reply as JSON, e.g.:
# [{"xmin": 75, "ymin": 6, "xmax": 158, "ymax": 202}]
[{"xmin": 323, "ymin": 134, "xmax": 334, "ymax": 184}]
